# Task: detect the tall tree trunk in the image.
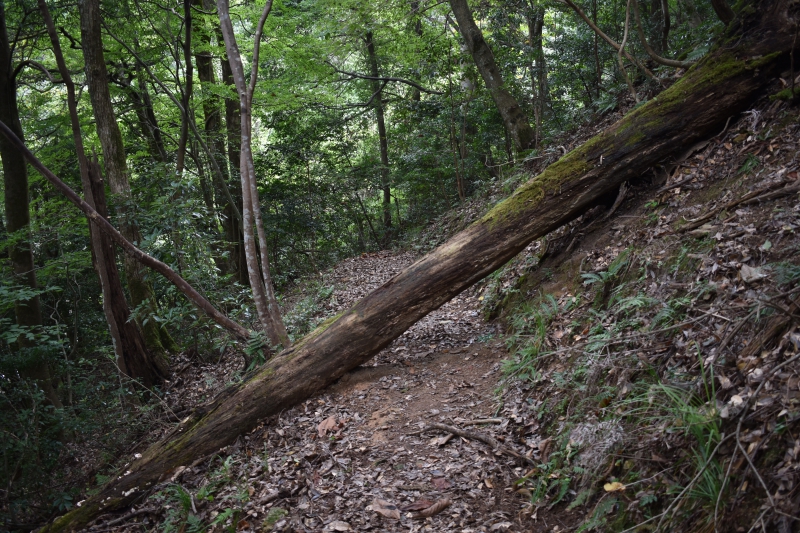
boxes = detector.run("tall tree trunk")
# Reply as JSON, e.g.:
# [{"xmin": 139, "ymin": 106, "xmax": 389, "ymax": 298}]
[
  {"xmin": 79, "ymin": 0, "xmax": 176, "ymax": 358},
  {"xmin": 449, "ymin": 0, "xmax": 535, "ymax": 151},
  {"xmin": 194, "ymin": 0, "xmax": 237, "ymax": 274},
  {"xmin": 216, "ymin": 0, "xmax": 289, "ymax": 349},
  {"xmin": 39, "ymin": 0, "xmax": 168, "ymax": 387},
  {"xmin": 217, "ymin": 20, "xmax": 248, "ymax": 284},
  {"xmin": 365, "ymin": 31, "xmax": 393, "ymax": 238},
  {"xmin": 39, "ymin": 2, "xmax": 798, "ymax": 528},
  {"xmin": 526, "ymin": 6, "xmax": 545, "ymax": 148},
  {"xmin": 0, "ymin": 4, "xmax": 62, "ymax": 408},
  {"xmin": 87, "ymin": 160, "xmax": 169, "ymax": 384},
  {"xmin": 409, "ymin": 0, "xmax": 423, "ymax": 102},
  {"xmin": 175, "ymin": 0, "xmax": 193, "ymax": 178}
]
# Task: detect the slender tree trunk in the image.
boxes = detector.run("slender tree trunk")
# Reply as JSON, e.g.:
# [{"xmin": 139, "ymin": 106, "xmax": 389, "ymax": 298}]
[
  {"xmin": 39, "ymin": 0, "xmax": 168, "ymax": 386},
  {"xmin": 593, "ymin": 0, "xmax": 601, "ymax": 95},
  {"xmin": 175, "ymin": 0, "xmax": 193, "ymax": 178},
  {"xmin": 449, "ymin": 0, "xmax": 535, "ymax": 151},
  {"xmin": 39, "ymin": 3, "xmax": 799, "ymax": 528},
  {"xmin": 660, "ymin": 0, "xmax": 670, "ymax": 51},
  {"xmin": 194, "ymin": 0, "xmax": 238, "ymax": 275},
  {"xmin": 0, "ymin": 4, "xmax": 62, "ymax": 408},
  {"xmin": 409, "ymin": 1, "xmax": 423, "ymax": 102},
  {"xmin": 217, "ymin": 21, "xmax": 248, "ymax": 284},
  {"xmin": 364, "ymin": 31, "xmax": 393, "ymax": 239},
  {"xmin": 527, "ymin": 7, "xmax": 545, "ymax": 148},
  {"xmin": 79, "ymin": 0, "xmax": 176, "ymax": 356},
  {"xmin": 216, "ymin": 0, "xmax": 289, "ymax": 348}
]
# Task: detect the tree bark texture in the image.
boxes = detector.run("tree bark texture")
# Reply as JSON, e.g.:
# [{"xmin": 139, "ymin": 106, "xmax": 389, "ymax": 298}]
[
  {"xmin": 40, "ymin": 1, "xmax": 798, "ymax": 529},
  {"xmin": 0, "ymin": 3, "xmax": 61, "ymax": 408},
  {"xmin": 449, "ymin": 0, "xmax": 535, "ymax": 151},
  {"xmin": 88, "ymin": 161, "xmax": 169, "ymax": 385},
  {"xmin": 211, "ymin": 0, "xmax": 249, "ymax": 285},
  {"xmin": 365, "ymin": 31, "xmax": 393, "ymax": 234},
  {"xmin": 79, "ymin": 0, "xmax": 173, "ymax": 356},
  {"xmin": 39, "ymin": 0, "xmax": 167, "ymax": 386}
]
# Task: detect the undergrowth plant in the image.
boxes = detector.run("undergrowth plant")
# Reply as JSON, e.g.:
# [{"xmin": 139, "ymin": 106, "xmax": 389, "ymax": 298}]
[
  {"xmin": 502, "ymin": 294, "xmax": 560, "ymax": 381},
  {"xmin": 283, "ymin": 281, "xmax": 335, "ymax": 340},
  {"xmin": 501, "ymin": 243, "xmax": 738, "ymax": 531}
]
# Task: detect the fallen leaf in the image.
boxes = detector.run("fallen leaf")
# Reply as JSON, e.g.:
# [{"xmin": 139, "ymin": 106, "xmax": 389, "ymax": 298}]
[
  {"xmin": 372, "ymin": 498, "xmax": 401, "ymax": 520},
  {"xmin": 318, "ymin": 416, "xmax": 337, "ymax": 438},
  {"xmin": 410, "ymin": 498, "xmax": 452, "ymax": 519},
  {"xmin": 400, "ymin": 499, "xmax": 436, "ymax": 511},
  {"xmin": 432, "ymin": 477, "xmax": 451, "ymax": 489},
  {"xmin": 604, "ymin": 482, "xmax": 626, "ymax": 492},
  {"xmin": 740, "ymin": 264, "xmax": 767, "ymax": 283},
  {"xmin": 326, "ymin": 520, "xmax": 351, "ymax": 531}
]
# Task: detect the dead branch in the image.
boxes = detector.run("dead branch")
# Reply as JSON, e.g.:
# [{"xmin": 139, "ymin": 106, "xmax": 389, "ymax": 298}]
[{"xmin": 424, "ymin": 422, "xmax": 536, "ymax": 466}]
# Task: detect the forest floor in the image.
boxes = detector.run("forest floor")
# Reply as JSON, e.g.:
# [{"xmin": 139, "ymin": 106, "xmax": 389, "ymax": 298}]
[
  {"xmin": 77, "ymin": 93, "xmax": 800, "ymax": 533},
  {"xmin": 104, "ymin": 252, "xmax": 559, "ymax": 532}
]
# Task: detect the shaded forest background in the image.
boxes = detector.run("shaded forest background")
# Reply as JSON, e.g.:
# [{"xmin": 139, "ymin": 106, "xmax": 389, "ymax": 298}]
[{"xmin": 0, "ymin": 0, "xmax": 740, "ymax": 526}]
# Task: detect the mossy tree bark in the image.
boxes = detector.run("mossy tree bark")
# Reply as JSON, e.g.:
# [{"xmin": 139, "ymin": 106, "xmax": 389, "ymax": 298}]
[
  {"xmin": 79, "ymin": 0, "xmax": 177, "ymax": 361},
  {"xmin": 41, "ymin": 0, "xmax": 798, "ymax": 529}
]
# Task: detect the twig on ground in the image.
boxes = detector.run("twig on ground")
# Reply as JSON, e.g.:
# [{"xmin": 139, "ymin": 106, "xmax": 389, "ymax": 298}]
[
  {"xmin": 422, "ymin": 422, "xmax": 536, "ymax": 466},
  {"xmin": 463, "ymin": 418, "xmax": 504, "ymax": 425},
  {"xmin": 680, "ymin": 179, "xmax": 792, "ymax": 232},
  {"xmin": 741, "ymin": 180, "xmax": 800, "ymax": 205},
  {"xmin": 715, "ymin": 444, "xmax": 738, "ymax": 532},
  {"xmin": 746, "ymin": 507, "xmax": 770, "ymax": 533}
]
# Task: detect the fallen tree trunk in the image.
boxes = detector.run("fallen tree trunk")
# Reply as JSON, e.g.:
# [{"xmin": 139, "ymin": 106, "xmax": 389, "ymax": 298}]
[{"xmin": 42, "ymin": 1, "xmax": 797, "ymax": 530}]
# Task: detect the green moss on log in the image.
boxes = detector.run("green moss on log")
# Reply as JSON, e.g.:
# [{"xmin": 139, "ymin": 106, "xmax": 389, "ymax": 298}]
[{"xmin": 476, "ymin": 48, "xmax": 779, "ymax": 231}]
